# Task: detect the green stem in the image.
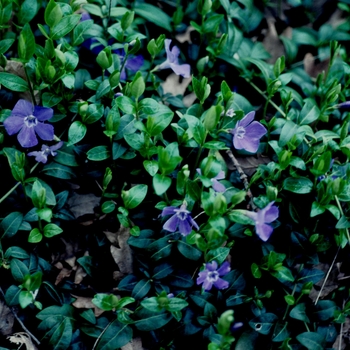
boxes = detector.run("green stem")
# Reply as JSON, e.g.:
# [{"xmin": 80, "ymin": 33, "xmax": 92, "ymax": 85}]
[
  {"xmin": 247, "ymin": 80, "xmax": 286, "ymax": 117},
  {"xmin": 144, "ymin": 58, "xmax": 155, "ymax": 83},
  {"xmin": 335, "ymin": 195, "xmax": 350, "ymax": 244},
  {"xmin": 24, "ymin": 65, "xmax": 36, "ymax": 105}
]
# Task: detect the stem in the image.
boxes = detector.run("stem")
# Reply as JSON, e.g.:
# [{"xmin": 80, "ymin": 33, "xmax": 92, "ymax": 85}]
[
  {"xmin": 304, "ymin": 322, "xmax": 310, "ymax": 332},
  {"xmin": 144, "ymin": 58, "xmax": 154, "ymax": 83},
  {"xmin": 226, "ymin": 150, "xmax": 257, "ymax": 210},
  {"xmin": 282, "ymin": 283, "xmax": 297, "ymax": 321},
  {"xmin": 247, "ymin": 80, "xmax": 286, "ymax": 118},
  {"xmin": 24, "ymin": 65, "xmax": 36, "ymax": 106},
  {"xmin": 314, "ymin": 246, "xmax": 340, "ymax": 305},
  {"xmin": 335, "ymin": 195, "xmax": 350, "ymax": 244}
]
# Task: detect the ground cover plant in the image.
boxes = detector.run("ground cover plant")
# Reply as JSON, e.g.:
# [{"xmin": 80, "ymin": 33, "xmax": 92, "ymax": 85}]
[{"xmin": 1, "ymin": 0, "xmax": 350, "ymax": 349}]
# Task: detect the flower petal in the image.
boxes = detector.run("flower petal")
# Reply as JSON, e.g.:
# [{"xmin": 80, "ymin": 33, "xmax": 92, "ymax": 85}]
[
  {"xmin": 178, "ymin": 218, "xmax": 192, "ymax": 236},
  {"xmin": 17, "ymin": 126, "xmax": 38, "ymax": 147},
  {"xmin": 197, "ymin": 270, "xmax": 208, "ymax": 285},
  {"xmin": 238, "ymin": 111, "xmax": 255, "ymax": 128},
  {"xmin": 211, "ymin": 179, "xmax": 226, "ymax": 192},
  {"xmin": 34, "ymin": 106, "xmax": 53, "ymax": 121},
  {"xmin": 262, "ymin": 202, "xmax": 279, "ymax": 223},
  {"xmin": 34, "ymin": 123, "xmax": 54, "ymax": 141},
  {"xmin": 49, "ymin": 141, "xmax": 64, "ymax": 152},
  {"xmin": 170, "ymin": 62, "xmax": 191, "ymax": 78},
  {"xmin": 214, "ymin": 170, "xmax": 225, "ymax": 180},
  {"xmin": 125, "ymin": 55, "xmax": 144, "ymax": 71},
  {"xmin": 217, "ymin": 261, "xmax": 231, "ymax": 276},
  {"xmin": 234, "ymin": 135, "xmax": 260, "ymax": 153},
  {"xmin": 256, "ymin": 223, "xmax": 273, "ymax": 241},
  {"xmin": 245, "ymin": 121, "xmax": 267, "ymax": 139},
  {"xmin": 163, "ymin": 214, "xmax": 179, "ymax": 232},
  {"xmin": 202, "ymin": 279, "xmax": 214, "ymax": 291},
  {"xmin": 161, "ymin": 206, "xmax": 177, "ymax": 216},
  {"xmin": 4, "ymin": 116, "xmax": 24, "ymax": 135},
  {"xmin": 206, "ymin": 261, "xmax": 218, "ymax": 271},
  {"xmin": 12, "ymin": 99, "xmax": 33, "ymax": 118},
  {"xmin": 28, "ymin": 151, "xmax": 48, "ymax": 163},
  {"xmin": 214, "ymin": 278, "xmax": 229, "ymax": 290}
]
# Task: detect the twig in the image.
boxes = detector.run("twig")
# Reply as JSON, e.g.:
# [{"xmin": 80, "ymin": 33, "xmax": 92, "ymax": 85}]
[
  {"xmin": 92, "ymin": 320, "xmax": 113, "ymax": 350},
  {"xmin": 0, "ymin": 287, "xmax": 41, "ymax": 345},
  {"xmin": 314, "ymin": 246, "xmax": 340, "ymax": 305},
  {"xmin": 226, "ymin": 150, "xmax": 257, "ymax": 210}
]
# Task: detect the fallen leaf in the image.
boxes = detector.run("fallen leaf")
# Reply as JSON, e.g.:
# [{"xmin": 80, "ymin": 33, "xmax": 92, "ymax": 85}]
[
  {"xmin": 105, "ymin": 226, "xmax": 133, "ymax": 274},
  {"xmin": 7, "ymin": 332, "xmax": 38, "ymax": 350},
  {"xmin": 74, "ymin": 265, "xmax": 87, "ymax": 284},
  {"xmin": 71, "ymin": 295, "xmax": 105, "ymax": 317},
  {"xmin": 67, "ymin": 192, "xmax": 101, "ymax": 219},
  {"xmin": 121, "ymin": 337, "xmax": 145, "ymax": 350},
  {"xmin": 262, "ymin": 17, "xmax": 285, "ymax": 64},
  {"xmin": 0, "ymin": 300, "xmax": 14, "ymax": 336},
  {"xmin": 227, "ymin": 155, "xmax": 271, "ymax": 176},
  {"xmin": 175, "ymin": 26, "xmax": 194, "ymax": 43},
  {"xmin": 332, "ymin": 317, "xmax": 350, "ymax": 350},
  {"xmin": 303, "ymin": 53, "xmax": 329, "ymax": 78},
  {"xmin": 55, "ymin": 267, "xmax": 72, "ymax": 285}
]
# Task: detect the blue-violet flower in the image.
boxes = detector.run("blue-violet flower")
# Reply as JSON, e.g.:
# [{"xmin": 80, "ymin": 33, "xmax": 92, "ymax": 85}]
[
  {"xmin": 230, "ymin": 111, "xmax": 267, "ymax": 153},
  {"xmin": 246, "ymin": 201, "xmax": 279, "ymax": 241},
  {"xmin": 4, "ymin": 99, "xmax": 54, "ymax": 148},
  {"xmin": 197, "ymin": 261, "xmax": 230, "ymax": 291},
  {"xmin": 162, "ymin": 203, "xmax": 199, "ymax": 236},
  {"xmin": 197, "ymin": 169, "xmax": 226, "ymax": 192},
  {"xmin": 158, "ymin": 39, "xmax": 191, "ymax": 78},
  {"xmin": 28, "ymin": 141, "xmax": 63, "ymax": 164}
]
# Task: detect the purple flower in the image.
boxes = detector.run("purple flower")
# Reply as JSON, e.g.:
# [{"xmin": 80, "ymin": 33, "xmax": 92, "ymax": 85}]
[
  {"xmin": 197, "ymin": 261, "xmax": 230, "ymax": 291},
  {"xmin": 4, "ymin": 100, "xmax": 54, "ymax": 148},
  {"xmin": 230, "ymin": 111, "xmax": 267, "ymax": 153},
  {"xmin": 246, "ymin": 202, "xmax": 279, "ymax": 241},
  {"xmin": 197, "ymin": 169, "xmax": 226, "ymax": 192},
  {"xmin": 158, "ymin": 39, "xmax": 191, "ymax": 78},
  {"xmin": 28, "ymin": 141, "xmax": 63, "ymax": 164},
  {"xmin": 117, "ymin": 50, "xmax": 144, "ymax": 80},
  {"xmin": 162, "ymin": 203, "xmax": 199, "ymax": 236}
]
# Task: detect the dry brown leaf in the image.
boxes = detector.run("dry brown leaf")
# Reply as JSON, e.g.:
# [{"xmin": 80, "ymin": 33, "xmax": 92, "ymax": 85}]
[
  {"xmin": 67, "ymin": 192, "xmax": 101, "ymax": 219},
  {"xmin": 332, "ymin": 317, "xmax": 350, "ymax": 350},
  {"xmin": 71, "ymin": 295, "xmax": 105, "ymax": 317},
  {"xmin": 262, "ymin": 17, "xmax": 285, "ymax": 64},
  {"xmin": 55, "ymin": 267, "xmax": 72, "ymax": 285},
  {"xmin": 175, "ymin": 26, "xmax": 194, "ymax": 43},
  {"xmin": 303, "ymin": 53, "xmax": 330, "ymax": 79},
  {"xmin": 0, "ymin": 300, "xmax": 14, "ymax": 336},
  {"xmin": 162, "ymin": 73, "xmax": 192, "ymax": 97},
  {"xmin": 113, "ymin": 271, "xmax": 124, "ymax": 281},
  {"xmin": 65, "ymin": 256, "xmax": 77, "ymax": 268},
  {"xmin": 74, "ymin": 265, "xmax": 87, "ymax": 284},
  {"xmin": 227, "ymin": 155, "xmax": 271, "ymax": 176},
  {"xmin": 121, "ymin": 337, "xmax": 145, "ymax": 350},
  {"xmin": 105, "ymin": 226, "xmax": 133, "ymax": 274},
  {"xmin": 309, "ymin": 263, "xmax": 339, "ymax": 302},
  {"xmin": 7, "ymin": 332, "xmax": 38, "ymax": 350}
]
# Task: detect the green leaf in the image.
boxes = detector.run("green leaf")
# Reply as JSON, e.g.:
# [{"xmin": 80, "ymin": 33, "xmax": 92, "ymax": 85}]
[
  {"xmin": 42, "ymin": 92, "xmax": 63, "ymax": 107},
  {"xmin": 249, "ymin": 313, "xmax": 278, "ymax": 335},
  {"xmin": 134, "ymin": 309, "xmax": 172, "ymax": 331},
  {"xmin": 0, "ymin": 72, "xmax": 29, "ymax": 92},
  {"xmin": 146, "ymin": 109, "xmax": 174, "ymax": 136},
  {"xmin": 87, "ymin": 145, "xmax": 110, "ymax": 161},
  {"xmin": 96, "ymin": 79, "xmax": 111, "ymax": 100},
  {"xmin": 313, "ymin": 300, "xmax": 336, "ymax": 321},
  {"xmin": 131, "ymin": 279, "xmax": 151, "ymax": 300},
  {"xmin": 153, "ymin": 174, "xmax": 171, "ymax": 196},
  {"xmin": 101, "ymin": 201, "xmax": 116, "ymax": 214},
  {"xmin": 177, "ymin": 239, "xmax": 202, "ymax": 261},
  {"xmin": 134, "ymin": 3, "xmax": 172, "ymax": 31},
  {"xmin": 95, "ymin": 319, "xmax": 132, "ymax": 350},
  {"xmin": 0, "ymin": 39, "xmax": 15, "ymax": 54},
  {"xmin": 5, "ymin": 285, "xmax": 21, "ymax": 306},
  {"xmin": 18, "ymin": 23, "xmax": 35, "ymax": 61},
  {"xmin": 10, "ymin": 258, "xmax": 29, "ymax": 282},
  {"xmin": 296, "ymin": 332, "xmax": 325, "ymax": 350},
  {"xmin": 122, "ymin": 184, "xmax": 148, "ymax": 209},
  {"xmin": 92, "ymin": 294, "xmax": 119, "ymax": 311},
  {"xmin": 297, "ymin": 98, "xmax": 320, "ymax": 125},
  {"xmin": 290, "ymin": 303, "xmax": 310, "ymax": 322},
  {"xmin": 42, "ymin": 163, "xmax": 76, "ymax": 179},
  {"xmin": 19, "ymin": 290, "xmax": 33, "ymax": 308},
  {"xmin": 228, "ymin": 210, "xmax": 255, "ymax": 225},
  {"xmin": 18, "ymin": 0, "xmax": 40, "ymax": 25},
  {"xmin": 206, "ymin": 247, "xmax": 230, "ymax": 265},
  {"xmin": 72, "ymin": 19, "xmax": 93, "ymax": 46},
  {"xmin": 143, "ymin": 160, "xmax": 158, "ymax": 176},
  {"xmin": 84, "ymin": 104, "xmax": 104, "ymax": 124},
  {"xmin": 1, "ymin": 212, "xmax": 23, "ymax": 239},
  {"xmin": 4, "ymin": 246, "xmax": 29, "ymax": 259},
  {"xmin": 43, "ymin": 223, "xmax": 63, "ymax": 238},
  {"xmin": 28, "ymin": 228, "xmax": 43, "ymax": 243},
  {"xmin": 51, "ymin": 14, "xmax": 81, "ymax": 40},
  {"xmin": 68, "ymin": 121, "xmax": 87, "ymax": 145},
  {"xmin": 45, "ymin": 0, "xmax": 63, "ymax": 27},
  {"xmin": 283, "ymin": 177, "xmax": 313, "ymax": 194}
]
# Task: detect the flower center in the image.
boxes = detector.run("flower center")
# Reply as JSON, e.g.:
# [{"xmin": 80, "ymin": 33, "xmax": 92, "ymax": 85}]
[
  {"xmin": 174, "ymin": 204, "xmax": 190, "ymax": 221},
  {"xmin": 24, "ymin": 115, "xmax": 38, "ymax": 128},
  {"xmin": 207, "ymin": 271, "xmax": 219, "ymax": 282},
  {"xmin": 236, "ymin": 126, "xmax": 246, "ymax": 139}
]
